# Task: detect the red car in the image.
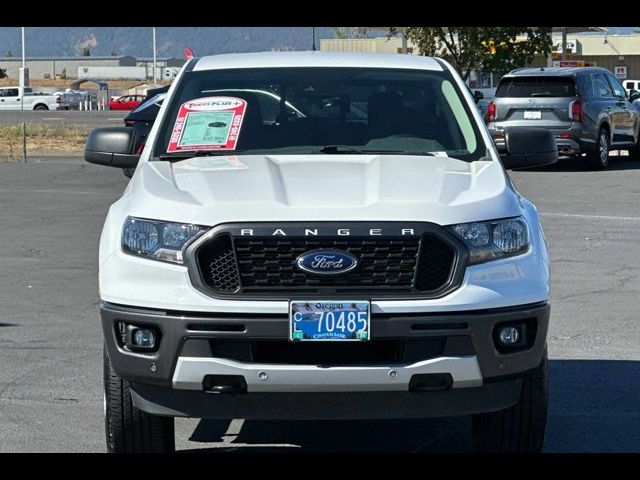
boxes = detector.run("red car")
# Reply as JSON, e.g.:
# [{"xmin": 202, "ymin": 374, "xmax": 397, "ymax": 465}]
[{"xmin": 109, "ymin": 94, "xmax": 145, "ymax": 111}]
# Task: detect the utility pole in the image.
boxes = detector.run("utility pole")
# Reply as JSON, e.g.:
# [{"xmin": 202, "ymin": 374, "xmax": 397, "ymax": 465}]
[
  {"xmin": 21, "ymin": 27, "xmax": 25, "ymax": 70},
  {"xmin": 312, "ymin": 27, "xmax": 316, "ymax": 51},
  {"xmin": 400, "ymin": 27, "xmax": 408, "ymax": 54},
  {"xmin": 21, "ymin": 27, "xmax": 25, "ymax": 112},
  {"xmin": 152, "ymin": 27, "xmax": 157, "ymax": 83}
]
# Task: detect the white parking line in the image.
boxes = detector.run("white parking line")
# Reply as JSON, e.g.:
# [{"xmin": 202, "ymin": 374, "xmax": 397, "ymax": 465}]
[
  {"xmin": 541, "ymin": 212, "xmax": 640, "ymax": 222},
  {"xmin": 222, "ymin": 418, "xmax": 244, "ymax": 441}
]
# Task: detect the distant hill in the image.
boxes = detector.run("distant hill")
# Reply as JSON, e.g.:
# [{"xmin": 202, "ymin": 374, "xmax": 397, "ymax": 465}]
[{"xmin": 0, "ymin": 27, "xmax": 337, "ymax": 58}]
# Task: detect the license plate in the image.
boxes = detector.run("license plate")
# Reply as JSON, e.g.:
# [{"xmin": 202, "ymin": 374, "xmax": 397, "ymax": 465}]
[
  {"xmin": 524, "ymin": 110, "xmax": 542, "ymax": 119},
  {"xmin": 289, "ymin": 300, "xmax": 370, "ymax": 341}
]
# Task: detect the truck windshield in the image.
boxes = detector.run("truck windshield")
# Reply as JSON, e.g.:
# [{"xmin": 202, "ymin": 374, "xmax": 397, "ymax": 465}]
[{"xmin": 154, "ymin": 67, "xmax": 486, "ymax": 161}]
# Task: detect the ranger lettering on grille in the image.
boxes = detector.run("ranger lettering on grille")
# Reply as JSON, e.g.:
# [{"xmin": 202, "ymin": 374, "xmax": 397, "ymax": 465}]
[{"xmin": 239, "ymin": 228, "xmax": 416, "ymax": 236}]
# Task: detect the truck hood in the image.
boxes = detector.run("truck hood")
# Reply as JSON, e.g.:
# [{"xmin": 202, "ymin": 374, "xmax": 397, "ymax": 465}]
[{"xmin": 128, "ymin": 154, "xmax": 522, "ymax": 226}]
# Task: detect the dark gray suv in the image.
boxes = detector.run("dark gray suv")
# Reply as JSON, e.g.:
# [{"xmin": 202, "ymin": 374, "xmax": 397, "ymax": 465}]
[{"xmin": 487, "ymin": 67, "xmax": 640, "ymax": 169}]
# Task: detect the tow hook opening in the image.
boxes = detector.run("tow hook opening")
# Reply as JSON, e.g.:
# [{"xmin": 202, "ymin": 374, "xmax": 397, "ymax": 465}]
[
  {"xmin": 202, "ymin": 375, "xmax": 248, "ymax": 394},
  {"xmin": 409, "ymin": 373, "xmax": 453, "ymax": 392}
]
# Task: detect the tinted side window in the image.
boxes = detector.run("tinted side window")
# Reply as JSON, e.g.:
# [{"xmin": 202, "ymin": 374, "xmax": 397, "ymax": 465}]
[
  {"xmin": 593, "ymin": 73, "xmax": 612, "ymax": 98},
  {"xmin": 606, "ymin": 74, "xmax": 626, "ymax": 98},
  {"xmin": 576, "ymin": 74, "xmax": 593, "ymax": 98}
]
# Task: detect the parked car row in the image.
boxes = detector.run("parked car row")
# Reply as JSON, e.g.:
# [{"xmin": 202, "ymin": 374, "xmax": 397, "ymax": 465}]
[
  {"xmin": 109, "ymin": 94, "xmax": 146, "ymax": 111},
  {"xmin": 486, "ymin": 66, "xmax": 640, "ymax": 169},
  {"xmin": 0, "ymin": 86, "xmax": 66, "ymax": 110},
  {"xmin": 120, "ymin": 86, "xmax": 169, "ymax": 178},
  {"xmin": 52, "ymin": 89, "xmax": 90, "ymax": 110}
]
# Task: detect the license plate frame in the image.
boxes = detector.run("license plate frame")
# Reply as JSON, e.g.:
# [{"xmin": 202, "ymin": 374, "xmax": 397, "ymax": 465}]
[
  {"xmin": 524, "ymin": 110, "xmax": 542, "ymax": 120},
  {"xmin": 289, "ymin": 300, "xmax": 371, "ymax": 342}
]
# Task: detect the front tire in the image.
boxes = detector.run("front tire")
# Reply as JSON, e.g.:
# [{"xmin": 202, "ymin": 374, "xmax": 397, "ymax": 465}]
[
  {"xmin": 587, "ymin": 128, "xmax": 610, "ymax": 169},
  {"xmin": 471, "ymin": 349, "xmax": 548, "ymax": 453},
  {"xmin": 104, "ymin": 347, "xmax": 175, "ymax": 453}
]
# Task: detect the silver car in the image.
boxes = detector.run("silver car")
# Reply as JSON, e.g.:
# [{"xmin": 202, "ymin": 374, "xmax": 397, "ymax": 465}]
[{"xmin": 487, "ymin": 67, "xmax": 640, "ymax": 169}]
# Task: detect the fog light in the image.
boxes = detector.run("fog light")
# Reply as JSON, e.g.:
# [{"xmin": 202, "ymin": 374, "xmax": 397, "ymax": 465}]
[
  {"xmin": 133, "ymin": 329, "xmax": 156, "ymax": 348},
  {"xmin": 499, "ymin": 326, "xmax": 521, "ymax": 345}
]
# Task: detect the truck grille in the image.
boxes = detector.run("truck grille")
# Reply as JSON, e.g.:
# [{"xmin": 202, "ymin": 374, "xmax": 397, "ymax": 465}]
[{"xmin": 190, "ymin": 223, "xmax": 464, "ymax": 299}]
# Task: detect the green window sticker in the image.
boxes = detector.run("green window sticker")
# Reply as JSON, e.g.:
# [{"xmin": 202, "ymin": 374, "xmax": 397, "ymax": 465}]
[
  {"xmin": 167, "ymin": 96, "xmax": 247, "ymax": 152},
  {"xmin": 179, "ymin": 111, "xmax": 235, "ymax": 147}
]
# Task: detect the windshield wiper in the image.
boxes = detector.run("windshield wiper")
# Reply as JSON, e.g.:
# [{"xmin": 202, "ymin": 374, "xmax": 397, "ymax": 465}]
[
  {"xmin": 318, "ymin": 145, "xmax": 434, "ymax": 156},
  {"xmin": 158, "ymin": 150, "xmax": 235, "ymax": 162}
]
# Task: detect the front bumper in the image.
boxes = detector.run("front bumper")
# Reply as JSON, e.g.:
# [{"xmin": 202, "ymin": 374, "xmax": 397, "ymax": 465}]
[{"xmin": 101, "ymin": 301, "xmax": 549, "ymax": 419}]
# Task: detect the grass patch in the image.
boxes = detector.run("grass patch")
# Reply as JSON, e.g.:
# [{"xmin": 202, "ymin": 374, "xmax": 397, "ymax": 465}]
[{"xmin": 0, "ymin": 123, "xmax": 90, "ymax": 161}]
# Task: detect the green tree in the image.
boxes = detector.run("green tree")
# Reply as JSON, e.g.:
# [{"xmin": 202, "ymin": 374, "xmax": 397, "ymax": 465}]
[
  {"xmin": 394, "ymin": 27, "xmax": 552, "ymax": 80},
  {"xmin": 0, "ymin": 68, "xmax": 7, "ymax": 79},
  {"xmin": 5, "ymin": 50, "xmax": 12, "ymax": 57},
  {"xmin": 81, "ymin": 47, "xmax": 91, "ymax": 56},
  {"xmin": 333, "ymin": 27, "xmax": 369, "ymax": 39}
]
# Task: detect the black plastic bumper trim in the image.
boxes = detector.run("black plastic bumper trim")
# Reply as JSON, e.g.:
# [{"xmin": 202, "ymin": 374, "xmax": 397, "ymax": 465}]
[
  {"xmin": 130, "ymin": 378, "xmax": 523, "ymax": 420},
  {"xmin": 100, "ymin": 301, "xmax": 550, "ymax": 388}
]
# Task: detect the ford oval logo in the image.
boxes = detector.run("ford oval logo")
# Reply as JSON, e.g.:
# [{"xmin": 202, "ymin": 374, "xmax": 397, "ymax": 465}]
[{"xmin": 296, "ymin": 250, "xmax": 358, "ymax": 275}]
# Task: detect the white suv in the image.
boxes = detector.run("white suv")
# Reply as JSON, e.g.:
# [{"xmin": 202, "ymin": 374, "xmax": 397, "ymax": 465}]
[{"xmin": 86, "ymin": 51, "xmax": 556, "ymax": 453}]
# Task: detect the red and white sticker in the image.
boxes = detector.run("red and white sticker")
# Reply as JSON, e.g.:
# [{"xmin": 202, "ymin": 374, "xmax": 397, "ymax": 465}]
[{"xmin": 167, "ymin": 96, "xmax": 247, "ymax": 153}]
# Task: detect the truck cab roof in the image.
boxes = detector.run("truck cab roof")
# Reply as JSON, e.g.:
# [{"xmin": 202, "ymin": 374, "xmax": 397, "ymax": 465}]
[{"xmin": 192, "ymin": 51, "xmax": 444, "ymax": 72}]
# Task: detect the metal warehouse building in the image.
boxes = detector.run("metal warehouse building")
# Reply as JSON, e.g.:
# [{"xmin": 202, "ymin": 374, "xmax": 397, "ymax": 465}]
[{"xmin": 0, "ymin": 55, "xmax": 137, "ymax": 79}]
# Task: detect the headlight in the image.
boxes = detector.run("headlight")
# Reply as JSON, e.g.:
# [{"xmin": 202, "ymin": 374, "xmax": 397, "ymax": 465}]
[
  {"xmin": 122, "ymin": 217, "xmax": 205, "ymax": 264},
  {"xmin": 449, "ymin": 216, "xmax": 529, "ymax": 265}
]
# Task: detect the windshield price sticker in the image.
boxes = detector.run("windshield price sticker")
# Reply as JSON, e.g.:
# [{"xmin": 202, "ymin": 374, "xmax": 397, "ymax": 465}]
[{"xmin": 167, "ymin": 96, "xmax": 247, "ymax": 152}]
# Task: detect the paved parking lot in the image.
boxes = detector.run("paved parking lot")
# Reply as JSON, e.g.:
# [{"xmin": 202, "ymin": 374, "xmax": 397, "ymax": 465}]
[
  {"xmin": 0, "ymin": 111, "xmax": 127, "ymax": 127},
  {"xmin": 0, "ymin": 156, "xmax": 639, "ymax": 452}
]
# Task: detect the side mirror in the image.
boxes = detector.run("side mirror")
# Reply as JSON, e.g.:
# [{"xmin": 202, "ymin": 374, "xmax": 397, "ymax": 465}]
[
  {"xmin": 630, "ymin": 90, "xmax": 640, "ymax": 102},
  {"xmin": 500, "ymin": 127, "xmax": 558, "ymax": 170},
  {"xmin": 473, "ymin": 90, "xmax": 484, "ymax": 103},
  {"xmin": 84, "ymin": 127, "xmax": 140, "ymax": 168}
]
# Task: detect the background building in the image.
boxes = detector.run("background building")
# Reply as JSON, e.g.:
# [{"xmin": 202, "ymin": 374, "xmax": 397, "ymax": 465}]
[
  {"xmin": 321, "ymin": 32, "xmax": 640, "ymax": 81},
  {"xmin": 320, "ymin": 37, "xmax": 417, "ymax": 55},
  {"xmin": 136, "ymin": 57, "xmax": 185, "ymax": 78},
  {"xmin": 0, "ymin": 55, "xmax": 137, "ymax": 79}
]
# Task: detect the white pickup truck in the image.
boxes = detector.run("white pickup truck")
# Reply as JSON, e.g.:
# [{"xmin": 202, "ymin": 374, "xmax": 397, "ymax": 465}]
[
  {"xmin": 0, "ymin": 86, "xmax": 67, "ymax": 111},
  {"xmin": 86, "ymin": 51, "xmax": 558, "ymax": 453}
]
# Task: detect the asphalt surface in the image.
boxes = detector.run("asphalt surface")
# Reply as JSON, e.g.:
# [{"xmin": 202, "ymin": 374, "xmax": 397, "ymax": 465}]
[
  {"xmin": 0, "ymin": 155, "xmax": 639, "ymax": 452},
  {"xmin": 0, "ymin": 110, "xmax": 127, "ymax": 127}
]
